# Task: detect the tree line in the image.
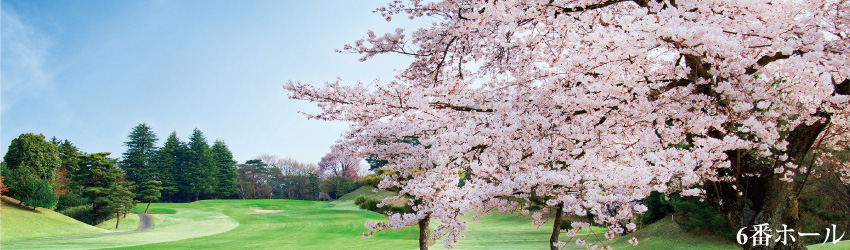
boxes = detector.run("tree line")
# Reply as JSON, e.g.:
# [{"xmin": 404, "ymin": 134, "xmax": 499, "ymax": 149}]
[
  {"xmin": 120, "ymin": 124, "xmax": 239, "ymax": 202},
  {"xmin": 1, "ymin": 123, "xmax": 369, "ymax": 225},
  {"xmin": 235, "ymin": 152, "xmax": 362, "ymax": 201},
  {"xmin": 0, "ymin": 123, "xmax": 239, "ymax": 226}
]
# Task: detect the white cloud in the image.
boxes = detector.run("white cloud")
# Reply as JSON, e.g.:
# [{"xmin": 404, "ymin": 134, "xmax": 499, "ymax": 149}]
[{"xmin": 1, "ymin": 7, "xmax": 53, "ymax": 111}]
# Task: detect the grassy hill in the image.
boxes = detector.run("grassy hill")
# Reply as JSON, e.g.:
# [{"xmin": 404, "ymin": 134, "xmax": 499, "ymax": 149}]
[
  {"xmin": 2, "ymin": 204, "xmax": 239, "ymax": 250},
  {"xmin": 0, "ymin": 196, "xmax": 107, "ymax": 242}
]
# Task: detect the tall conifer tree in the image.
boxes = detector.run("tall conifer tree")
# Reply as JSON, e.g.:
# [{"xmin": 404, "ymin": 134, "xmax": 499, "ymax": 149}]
[
  {"xmin": 186, "ymin": 128, "xmax": 214, "ymax": 201},
  {"xmin": 210, "ymin": 140, "xmax": 238, "ymax": 198},
  {"xmin": 58, "ymin": 140, "xmax": 81, "ymax": 194},
  {"xmin": 121, "ymin": 123, "xmax": 158, "ymax": 184},
  {"xmin": 74, "ymin": 152, "xmax": 123, "ymax": 223},
  {"xmin": 155, "ymin": 131, "xmax": 184, "ymax": 201}
]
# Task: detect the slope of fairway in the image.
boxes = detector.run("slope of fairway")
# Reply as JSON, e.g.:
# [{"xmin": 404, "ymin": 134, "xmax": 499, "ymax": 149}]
[
  {"xmin": 3, "ymin": 188, "xmax": 782, "ymax": 250},
  {"xmin": 110, "ymin": 199, "xmax": 421, "ymax": 250},
  {"xmin": 0, "ymin": 196, "xmax": 107, "ymax": 242},
  {"xmin": 1, "ymin": 207, "xmax": 238, "ymax": 250}
]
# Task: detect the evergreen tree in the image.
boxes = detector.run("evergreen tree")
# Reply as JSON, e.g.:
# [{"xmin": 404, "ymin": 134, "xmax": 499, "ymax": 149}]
[
  {"xmin": 155, "ymin": 131, "xmax": 184, "ymax": 201},
  {"xmin": 140, "ymin": 180, "xmax": 163, "ymax": 213},
  {"xmin": 58, "ymin": 140, "xmax": 82, "ymax": 194},
  {"xmin": 210, "ymin": 140, "xmax": 237, "ymax": 198},
  {"xmin": 3, "ymin": 133, "xmax": 61, "ymax": 202},
  {"xmin": 185, "ymin": 128, "xmax": 214, "ymax": 201},
  {"xmin": 76, "ymin": 152, "xmax": 123, "ymax": 223},
  {"xmin": 3, "ymin": 133, "xmax": 61, "ymax": 182},
  {"xmin": 5, "ymin": 167, "xmax": 58, "ymax": 210},
  {"xmin": 110, "ymin": 183, "xmax": 136, "ymax": 229},
  {"xmin": 120, "ymin": 123, "xmax": 158, "ymax": 185}
]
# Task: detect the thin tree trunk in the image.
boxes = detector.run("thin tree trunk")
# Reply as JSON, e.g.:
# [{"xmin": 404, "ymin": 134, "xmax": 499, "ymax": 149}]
[
  {"xmin": 145, "ymin": 201, "xmax": 152, "ymax": 214},
  {"xmin": 550, "ymin": 203, "xmax": 565, "ymax": 250},
  {"xmin": 115, "ymin": 211, "xmax": 121, "ymax": 229},
  {"xmin": 419, "ymin": 214, "xmax": 431, "ymax": 250}
]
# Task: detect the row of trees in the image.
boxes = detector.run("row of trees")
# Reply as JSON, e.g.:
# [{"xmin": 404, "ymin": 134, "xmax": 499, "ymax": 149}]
[
  {"xmin": 121, "ymin": 124, "xmax": 239, "ymax": 202},
  {"xmin": 236, "ymin": 153, "xmax": 362, "ymax": 200},
  {"xmin": 0, "ymin": 124, "xmax": 240, "ymax": 226},
  {"xmin": 0, "ymin": 134, "xmax": 139, "ymax": 226}
]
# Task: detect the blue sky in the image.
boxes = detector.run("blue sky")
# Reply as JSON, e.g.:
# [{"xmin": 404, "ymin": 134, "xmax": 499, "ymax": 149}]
[{"xmin": 1, "ymin": 0, "xmax": 418, "ymax": 164}]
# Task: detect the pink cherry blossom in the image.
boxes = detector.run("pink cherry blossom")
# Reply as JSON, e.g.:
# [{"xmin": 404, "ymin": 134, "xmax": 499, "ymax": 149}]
[{"xmin": 286, "ymin": 0, "xmax": 850, "ymax": 248}]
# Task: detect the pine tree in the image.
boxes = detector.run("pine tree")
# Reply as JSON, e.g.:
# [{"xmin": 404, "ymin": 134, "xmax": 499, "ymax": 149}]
[
  {"xmin": 186, "ymin": 128, "xmax": 214, "ymax": 201},
  {"xmin": 155, "ymin": 131, "xmax": 183, "ymax": 201},
  {"xmin": 210, "ymin": 140, "xmax": 237, "ymax": 198},
  {"xmin": 140, "ymin": 180, "xmax": 163, "ymax": 213},
  {"xmin": 121, "ymin": 123, "xmax": 158, "ymax": 185},
  {"xmin": 58, "ymin": 140, "xmax": 82, "ymax": 194},
  {"xmin": 110, "ymin": 183, "xmax": 136, "ymax": 229},
  {"xmin": 76, "ymin": 152, "xmax": 123, "ymax": 223}
]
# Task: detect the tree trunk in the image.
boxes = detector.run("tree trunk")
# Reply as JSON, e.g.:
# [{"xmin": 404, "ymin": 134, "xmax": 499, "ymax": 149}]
[
  {"xmin": 550, "ymin": 203, "xmax": 565, "ymax": 250},
  {"xmin": 145, "ymin": 201, "xmax": 152, "ymax": 214},
  {"xmin": 419, "ymin": 214, "xmax": 431, "ymax": 250},
  {"xmin": 115, "ymin": 211, "xmax": 121, "ymax": 229},
  {"xmin": 706, "ymin": 119, "xmax": 827, "ymax": 250}
]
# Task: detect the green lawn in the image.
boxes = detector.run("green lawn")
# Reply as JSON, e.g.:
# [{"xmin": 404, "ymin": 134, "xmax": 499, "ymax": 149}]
[
  {"xmin": 0, "ymin": 196, "xmax": 107, "ymax": 242},
  {"xmin": 6, "ymin": 188, "xmax": 849, "ymax": 249},
  {"xmin": 96, "ymin": 214, "xmax": 140, "ymax": 233},
  {"xmin": 1, "ymin": 206, "xmax": 238, "ymax": 250}
]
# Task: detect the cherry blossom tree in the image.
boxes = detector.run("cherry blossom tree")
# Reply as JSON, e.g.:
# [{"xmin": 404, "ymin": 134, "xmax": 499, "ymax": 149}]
[
  {"xmin": 318, "ymin": 147, "xmax": 363, "ymax": 179},
  {"xmin": 286, "ymin": 0, "xmax": 849, "ymax": 249}
]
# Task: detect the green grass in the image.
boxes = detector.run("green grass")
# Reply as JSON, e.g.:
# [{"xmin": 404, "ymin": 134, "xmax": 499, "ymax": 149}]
[
  {"xmin": 14, "ymin": 187, "xmax": 848, "ymax": 249},
  {"xmin": 1, "ymin": 206, "xmax": 238, "ymax": 250},
  {"xmin": 606, "ymin": 219, "xmax": 738, "ymax": 250},
  {"xmin": 143, "ymin": 207, "xmax": 177, "ymax": 214},
  {"xmin": 96, "ymin": 214, "xmax": 140, "ymax": 233},
  {"xmin": 112, "ymin": 199, "xmax": 421, "ymax": 250},
  {"xmin": 0, "ymin": 196, "xmax": 107, "ymax": 242},
  {"xmin": 807, "ymin": 240, "xmax": 850, "ymax": 250}
]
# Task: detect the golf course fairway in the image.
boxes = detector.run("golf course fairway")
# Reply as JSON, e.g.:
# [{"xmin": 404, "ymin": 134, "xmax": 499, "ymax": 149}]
[{"xmin": 4, "ymin": 189, "xmax": 849, "ymax": 249}]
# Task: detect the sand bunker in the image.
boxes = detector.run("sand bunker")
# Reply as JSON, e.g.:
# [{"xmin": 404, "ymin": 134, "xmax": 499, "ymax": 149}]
[{"xmin": 252, "ymin": 208, "xmax": 284, "ymax": 213}]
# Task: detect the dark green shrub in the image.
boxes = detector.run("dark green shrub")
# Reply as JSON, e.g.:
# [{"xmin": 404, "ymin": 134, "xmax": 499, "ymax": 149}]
[
  {"xmin": 58, "ymin": 204, "xmax": 97, "ymax": 225},
  {"xmin": 6, "ymin": 168, "xmax": 58, "ymax": 210},
  {"xmin": 639, "ymin": 191, "xmax": 674, "ymax": 225},
  {"xmin": 355, "ymin": 195, "xmax": 380, "ymax": 211},
  {"xmin": 360, "ymin": 174, "xmax": 382, "ymax": 187},
  {"xmin": 57, "ymin": 193, "xmax": 88, "ymax": 211},
  {"xmin": 667, "ymin": 194, "xmax": 734, "ymax": 241},
  {"xmin": 639, "ymin": 191, "xmax": 732, "ymax": 241},
  {"xmin": 320, "ymin": 176, "xmax": 360, "ymax": 199},
  {"xmin": 354, "ymin": 194, "xmax": 413, "ymax": 214}
]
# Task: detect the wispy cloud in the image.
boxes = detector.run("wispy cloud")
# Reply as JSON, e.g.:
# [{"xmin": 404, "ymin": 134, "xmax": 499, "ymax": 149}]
[{"xmin": 1, "ymin": 6, "xmax": 53, "ymax": 111}]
